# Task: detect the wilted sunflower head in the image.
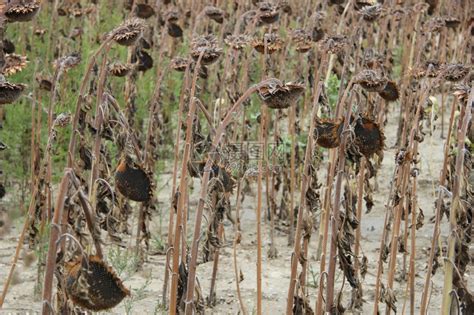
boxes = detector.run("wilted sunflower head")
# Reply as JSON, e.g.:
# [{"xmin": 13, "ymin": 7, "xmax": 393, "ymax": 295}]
[
  {"xmin": 5, "ymin": 1, "xmax": 40, "ymax": 22},
  {"xmin": 0, "ymin": 81, "xmax": 27, "ymax": 105},
  {"xmin": 424, "ymin": 17, "xmax": 445, "ymax": 33},
  {"xmin": 257, "ymin": 2, "xmax": 280, "ymax": 25},
  {"xmin": 135, "ymin": 3, "xmax": 155, "ymax": 19},
  {"xmin": 378, "ymin": 81, "xmax": 399, "ymax": 102},
  {"xmin": 452, "ymin": 84, "xmax": 471, "ymax": 105},
  {"xmin": 252, "ymin": 33, "xmax": 284, "ymax": 54},
  {"xmin": 354, "ymin": 70, "xmax": 388, "ymax": 92},
  {"xmin": 3, "ymin": 54, "xmax": 28, "ymax": 76},
  {"xmin": 112, "ymin": 18, "xmax": 145, "ymax": 46},
  {"xmin": 319, "ymin": 35, "xmax": 348, "ymax": 54},
  {"xmin": 224, "ymin": 34, "xmax": 251, "ymax": 50},
  {"xmin": 66, "ymin": 255, "xmax": 130, "ymax": 311},
  {"xmin": 170, "ymin": 57, "xmax": 191, "ymax": 72},
  {"xmin": 54, "ymin": 52, "xmax": 81, "ymax": 71},
  {"xmin": 191, "ymin": 35, "xmax": 223, "ymax": 65},
  {"xmin": 444, "ymin": 16, "xmax": 461, "ymax": 28},
  {"xmin": 108, "ymin": 62, "xmax": 132, "ymax": 77},
  {"xmin": 411, "ymin": 60, "xmax": 443, "ymax": 79},
  {"xmin": 443, "ymin": 63, "xmax": 470, "ymax": 82},
  {"xmin": 291, "ymin": 29, "xmax": 313, "ymax": 53},
  {"xmin": 204, "ymin": 6, "xmax": 225, "ymax": 24},
  {"xmin": 257, "ymin": 79, "xmax": 305, "ymax": 109},
  {"xmin": 314, "ymin": 117, "xmax": 344, "ymax": 149},
  {"xmin": 359, "ymin": 3, "xmax": 383, "ymax": 22}
]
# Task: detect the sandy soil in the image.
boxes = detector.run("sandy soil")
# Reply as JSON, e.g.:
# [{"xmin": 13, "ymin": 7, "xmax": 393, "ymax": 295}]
[{"xmin": 1, "ymin": 105, "xmax": 472, "ymax": 315}]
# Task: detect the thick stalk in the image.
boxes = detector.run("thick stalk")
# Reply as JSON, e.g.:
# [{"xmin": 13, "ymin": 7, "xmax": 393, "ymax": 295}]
[
  {"xmin": 285, "ymin": 82, "xmax": 323, "ymax": 315},
  {"xmin": 440, "ymin": 87, "xmax": 473, "ymax": 313},
  {"xmin": 184, "ymin": 81, "xmax": 272, "ymax": 314}
]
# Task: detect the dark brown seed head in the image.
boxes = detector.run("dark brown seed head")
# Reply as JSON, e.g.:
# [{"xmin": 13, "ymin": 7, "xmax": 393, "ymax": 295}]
[
  {"xmin": 359, "ymin": 3, "xmax": 382, "ymax": 22},
  {"xmin": 443, "ymin": 63, "xmax": 469, "ymax": 82},
  {"xmin": 224, "ymin": 34, "xmax": 251, "ymax": 50},
  {"xmin": 165, "ymin": 8, "xmax": 180, "ymax": 23},
  {"xmin": 3, "ymin": 54, "xmax": 28, "ymax": 76},
  {"xmin": 314, "ymin": 117, "xmax": 344, "ymax": 148},
  {"xmin": 354, "ymin": 70, "xmax": 388, "ymax": 92},
  {"xmin": 204, "ymin": 6, "xmax": 225, "ymax": 24},
  {"xmin": 66, "ymin": 255, "xmax": 130, "ymax": 311},
  {"xmin": 257, "ymin": 79, "xmax": 305, "ymax": 109},
  {"xmin": 378, "ymin": 81, "xmax": 399, "ymax": 102},
  {"xmin": 115, "ymin": 156, "xmax": 152, "ymax": 202},
  {"xmin": 319, "ymin": 35, "xmax": 348, "ymax": 54},
  {"xmin": 171, "ymin": 57, "xmax": 190, "ymax": 72},
  {"xmin": 5, "ymin": 1, "xmax": 40, "ymax": 22},
  {"xmin": 191, "ymin": 35, "xmax": 223, "ymax": 65},
  {"xmin": 411, "ymin": 60, "xmax": 442, "ymax": 79},
  {"xmin": 135, "ymin": 3, "xmax": 155, "ymax": 19},
  {"xmin": 0, "ymin": 82, "xmax": 26, "ymax": 105},
  {"xmin": 444, "ymin": 16, "xmax": 461, "ymax": 28},
  {"xmin": 257, "ymin": 2, "xmax": 280, "ymax": 24},
  {"xmin": 3, "ymin": 39, "xmax": 15, "ymax": 54},
  {"xmin": 36, "ymin": 75, "xmax": 52, "ymax": 91},
  {"xmin": 252, "ymin": 33, "xmax": 284, "ymax": 54},
  {"xmin": 108, "ymin": 62, "xmax": 132, "ymax": 77},
  {"xmin": 353, "ymin": 117, "xmax": 384, "ymax": 157},
  {"xmin": 167, "ymin": 22, "xmax": 183, "ymax": 38},
  {"xmin": 291, "ymin": 29, "xmax": 313, "ymax": 53},
  {"xmin": 131, "ymin": 49, "xmax": 153, "ymax": 72},
  {"xmin": 112, "ymin": 19, "xmax": 145, "ymax": 46}
]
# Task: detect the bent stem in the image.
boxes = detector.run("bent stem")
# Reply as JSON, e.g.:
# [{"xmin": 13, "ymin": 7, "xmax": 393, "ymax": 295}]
[
  {"xmin": 184, "ymin": 79, "xmax": 275, "ymax": 315},
  {"xmin": 285, "ymin": 82, "xmax": 323, "ymax": 315}
]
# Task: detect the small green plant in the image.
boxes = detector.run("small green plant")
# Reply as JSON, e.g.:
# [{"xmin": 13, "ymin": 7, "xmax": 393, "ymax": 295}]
[
  {"xmin": 108, "ymin": 246, "xmax": 140, "ymax": 280},
  {"xmin": 124, "ymin": 278, "xmax": 151, "ymax": 315}
]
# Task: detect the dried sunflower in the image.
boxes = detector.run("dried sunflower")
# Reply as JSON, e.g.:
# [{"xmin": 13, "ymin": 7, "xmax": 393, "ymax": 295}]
[
  {"xmin": 359, "ymin": 3, "xmax": 382, "ymax": 22},
  {"xmin": 353, "ymin": 117, "xmax": 384, "ymax": 157},
  {"xmin": 319, "ymin": 35, "xmax": 348, "ymax": 54},
  {"xmin": 257, "ymin": 79, "xmax": 305, "ymax": 109},
  {"xmin": 135, "ymin": 3, "xmax": 155, "ymax": 19},
  {"xmin": 190, "ymin": 35, "xmax": 223, "ymax": 65},
  {"xmin": 36, "ymin": 75, "xmax": 52, "ymax": 91},
  {"xmin": 5, "ymin": 1, "xmax": 40, "ymax": 22},
  {"xmin": 66, "ymin": 255, "xmax": 130, "ymax": 311},
  {"xmin": 115, "ymin": 155, "xmax": 152, "ymax": 202},
  {"xmin": 252, "ymin": 33, "xmax": 284, "ymax": 54},
  {"xmin": 167, "ymin": 22, "xmax": 183, "ymax": 38},
  {"xmin": 204, "ymin": 6, "xmax": 225, "ymax": 24},
  {"xmin": 257, "ymin": 2, "xmax": 279, "ymax": 24},
  {"xmin": 3, "ymin": 54, "xmax": 28, "ymax": 76},
  {"xmin": 224, "ymin": 34, "xmax": 251, "ymax": 50},
  {"xmin": 444, "ymin": 16, "xmax": 461, "ymax": 28},
  {"xmin": 291, "ymin": 29, "xmax": 313, "ymax": 53},
  {"xmin": 0, "ymin": 81, "xmax": 26, "ymax": 105},
  {"xmin": 108, "ymin": 62, "xmax": 132, "ymax": 77},
  {"xmin": 170, "ymin": 57, "xmax": 190, "ymax": 72},
  {"xmin": 354, "ymin": 69, "xmax": 388, "ymax": 92},
  {"xmin": 378, "ymin": 81, "xmax": 399, "ymax": 102},
  {"xmin": 314, "ymin": 117, "xmax": 344, "ymax": 148},
  {"xmin": 443, "ymin": 63, "xmax": 469, "ymax": 82},
  {"xmin": 112, "ymin": 19, "xmax": 145, "ymax": 46}
]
